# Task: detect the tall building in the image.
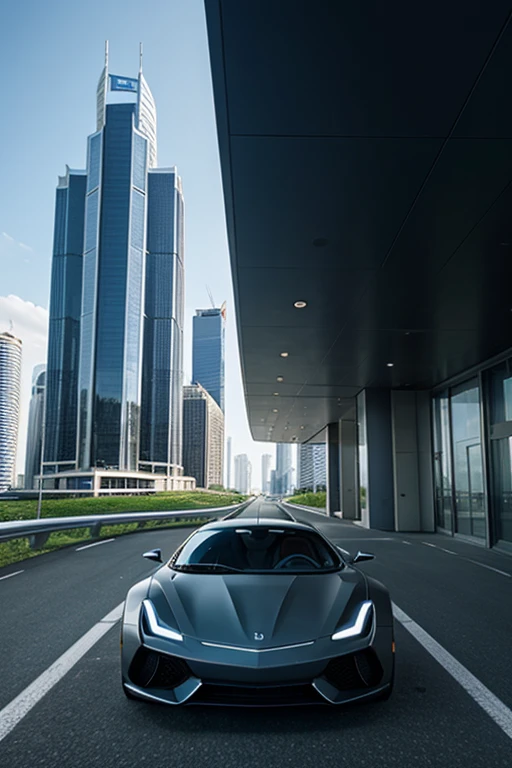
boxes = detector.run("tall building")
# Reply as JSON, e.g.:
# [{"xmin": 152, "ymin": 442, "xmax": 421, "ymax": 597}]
[
  {"xmin": 192, "ymin": 304, "xmax": 226, "ymax": 411},
  {"xmin": 275, "ymin": 443, "xmax": 293, "ymax": 496},
  {"xmin": 0, "ymin": 332, "xmax": 22, "ymax": 492},
  {"xmin": 234, "ymin": 453, "xmax": 251, "ymax": 494},
  {"xmin": 24, "ymin": 364, "xmax": 46, "ymax": 490},
  {"xmin": 42, "ymin": 48, "xmax": 191, "ymax": 495},
  {"xmin": 182, "ymin": 384, "xmax": 224, "ymax": 488},
  {"xmin": 298, "ymin": 443, "xmax": 327, "ymax": 491},
  {"xmin": 261, "ymin": 453, "xmax": 272, "ymax": 493},
  {"xmin": 226, "ymin": 435, "xmax": 232, "ymax": 488}
]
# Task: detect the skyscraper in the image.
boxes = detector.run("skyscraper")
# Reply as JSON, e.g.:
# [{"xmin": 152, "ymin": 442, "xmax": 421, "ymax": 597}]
[
  {"xmin": 42, "ymin": 48, "xmax": 190, "ymax": 495},
  {"xmin": 298, "ymin": 443, "xmax": 326, "ymax": 491},
  {"xmin": 261, "ymin": 453, "xmax": 272, "ymax": 494},
  {"xmin": 182, "ymin": 384, "xmax": 224, "ymax": 488},
  {"xmin": 226, "ymin": 435, "xmax": 232, "ymax": 489},
  {"xmin": 192, "ymin": 304, "xmax": 226, "ymax": 411},
  {"xmin": 24, "ymin": 364, "xmax": 46, "ymax": 490},
  {"xmin": 0, "ymin": 332, "xmax": 22, "ymax": 492},
  {"xmin": 234, "ymin": 453, "xmax": 251, "ymax": 494},
  {"xmin": 275, "ymin": 443, "xmax": 293, "ymax": 496}
]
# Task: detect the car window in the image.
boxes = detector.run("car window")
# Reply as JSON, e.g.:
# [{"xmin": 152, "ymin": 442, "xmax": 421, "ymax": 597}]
[{"xmin": 170, "ymin": 527, "xmax": 342, "ymax": 573}]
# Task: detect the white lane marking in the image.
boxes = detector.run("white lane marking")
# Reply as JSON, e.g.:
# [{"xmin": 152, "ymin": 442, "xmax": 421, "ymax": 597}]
[
  {"xmin": 0, "ymin": 570, "xmax": 24, "ymax": 581},
  {"xmin": 466, "ymin": 559, "xmax": 511, "ymax": 578},
  {"xmin": 393, "ymin": 603, "xmax": 512, "ymax": 741},
  {"xmin": 76, "ymin": 538, "xmax": 115, "ymax": 551},
  {"xmin": 0, "ymin": 600, "xmax": 124, "ymax": 743},
  {"xmin": 402, "ymin": 541, "xmax": 412, "ymax": 545},
  {"xmin": 422, "ymin": 541, "xmax": 458, "ymax": 555},
  {"xmin": 339, "ymin": 537, "xmax": 395, "ymax": 542}
]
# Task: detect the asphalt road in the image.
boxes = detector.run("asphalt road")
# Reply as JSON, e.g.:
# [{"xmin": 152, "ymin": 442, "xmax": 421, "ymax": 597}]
[{"xmin": 1, "ymin": 498, "xmax": 511, "ymax": 768}]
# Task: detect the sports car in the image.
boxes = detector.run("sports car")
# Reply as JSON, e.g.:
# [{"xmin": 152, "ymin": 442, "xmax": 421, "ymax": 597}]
[{"xmin": 121, "ymin": 516, "xmax": 395, "ymax": 706}]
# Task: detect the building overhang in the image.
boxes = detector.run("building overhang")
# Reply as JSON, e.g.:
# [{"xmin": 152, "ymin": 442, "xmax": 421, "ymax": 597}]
[{"xmin": 204, "ymin": 1, "xmax": 512, "ymax": 443}]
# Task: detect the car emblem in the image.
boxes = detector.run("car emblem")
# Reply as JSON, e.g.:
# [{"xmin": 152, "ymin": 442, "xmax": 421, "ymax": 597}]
[{"xmin": 254, "ymin": 632, "xmax": 264, "ymax": 641}]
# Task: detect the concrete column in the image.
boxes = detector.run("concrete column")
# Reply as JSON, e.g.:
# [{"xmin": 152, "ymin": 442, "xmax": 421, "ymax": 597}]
[
  {"xmin": 357, "ymin": 389, "xmax": 394, "ymax": 531},
  {"xmin": 391, "ymin": 390, "xmax": 435, "ymax": 532},
  {"xmin": 339, "ymin": 419, "xmax": 357, "ymax": 519},
  {"xmin": 326, "ymin": 421, "xmax": 341, "ymax": 516}
]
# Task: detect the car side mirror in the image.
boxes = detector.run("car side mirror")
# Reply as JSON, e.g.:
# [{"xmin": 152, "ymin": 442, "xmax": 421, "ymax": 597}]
[
  {"xmin": 143, "ymin": 548, "xmax": 162, "ymax": 563},
  {"xmin": 351, "ymin": 551, "xmax": 375, "ymax": 564}
]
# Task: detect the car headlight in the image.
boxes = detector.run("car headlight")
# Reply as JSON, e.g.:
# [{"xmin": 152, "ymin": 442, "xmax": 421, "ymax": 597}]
[
  {"xmin": 331, "ymin": 600, "xmax": 374, "ymax": 641},
  {"xmin": 142, "ymin": 599, "xmax": 183, "ymax": 642}
]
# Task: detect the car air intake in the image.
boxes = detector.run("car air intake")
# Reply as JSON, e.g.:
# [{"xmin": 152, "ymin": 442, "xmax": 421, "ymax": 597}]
[
  {"xmin": 128, "ymin": 648, "xmax": 191, "ymax": 689},
  {"xmin": 323, "ymin": 650, "xmax": 383, "ymax": 690}
]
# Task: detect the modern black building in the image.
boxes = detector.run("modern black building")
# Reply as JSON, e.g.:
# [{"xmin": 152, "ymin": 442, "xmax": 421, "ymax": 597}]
[
  {"xmin": 24, "ymin": 365, "xmax": 45, "ymax": 489},
  {"xmin": 205, "ymin": 2, "xmax": 512, "ymax": 552}
]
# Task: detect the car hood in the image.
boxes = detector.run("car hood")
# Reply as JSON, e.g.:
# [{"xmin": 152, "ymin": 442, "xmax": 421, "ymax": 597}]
[{"xmin": 149, "ymin": 568, "xmax": 366, "ymax": 647}]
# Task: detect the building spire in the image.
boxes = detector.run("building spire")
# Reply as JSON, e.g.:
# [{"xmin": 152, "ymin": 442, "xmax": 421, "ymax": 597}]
[
  {"xmin": 139, "ymin": 42, "xmax": 143, "ymax": 73},
  {"xmin": 105, "ymin": 40, "xmax": 109, "ymax": 71}
]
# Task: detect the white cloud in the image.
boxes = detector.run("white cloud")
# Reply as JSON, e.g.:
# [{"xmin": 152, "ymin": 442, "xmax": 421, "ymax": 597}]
[
  {"xmin": 0, "ymin": 295, "xmax": 48, "ymax": 479},
  {"xmin": 2, "ymin": 232, "xmax": 15, "ymax": 242},
  {"xmin": 19, "ymin": 242, "xmax": 33, "ymax": 252}
]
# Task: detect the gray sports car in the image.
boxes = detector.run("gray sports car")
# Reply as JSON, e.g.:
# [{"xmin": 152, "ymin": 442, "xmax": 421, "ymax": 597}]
[{"xmin": 121, "ymin": 517, "xmax": 395, "ymax": 706}]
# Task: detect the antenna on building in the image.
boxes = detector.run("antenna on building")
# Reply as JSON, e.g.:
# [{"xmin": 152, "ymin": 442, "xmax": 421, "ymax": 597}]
[
  {"xmin": 139, "ymin": 42, "xmax": 143, "ymax": 73},
  {"xmin": 8, "ymin": 319, "xmax": 13, "ymax": 332},
  {"xmin": 105, "ymin": 40, "xmax": 109, "ymax": 70},
  {"xmin": 206, "ymin": 285, "xmax": 215, "ymax": 308}
]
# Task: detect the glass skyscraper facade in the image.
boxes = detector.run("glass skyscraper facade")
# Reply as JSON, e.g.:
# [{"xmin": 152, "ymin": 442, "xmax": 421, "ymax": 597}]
[
  {"xmin": 182, "ymin": 384, "xmax": 224, "ymax": 488},
  {"xmin": 192, "ymin": 305, "xmax": 225, "ymax": 412},
  {"xmin": 0, "ymin": 332, "xmax": 22, "ymax": 492},
  {"xmin": 25, "ymin": 364, "xmax": 46, "ymax": 489},
  {"xmin": 44, "ymin": 52, "xmax": 184, "ymax": 480},
  {"xmin": 44, "ymin": 170, "xmax": 86, "ymax": 470}
]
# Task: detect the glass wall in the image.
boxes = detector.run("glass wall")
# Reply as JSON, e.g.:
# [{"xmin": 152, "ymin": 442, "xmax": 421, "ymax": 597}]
[
  {"xmin": 433, "ymin": 379, "xmax": 486, "ymax": 540},
  {"xmin": 450, "ymin": 380, "xmax": 485, "ymax": 539},
  {"xmin": 487, "ymin": 361, "xmax": 512, "ymax": 546},
  {"xmin": 432, "ymin": 391, "xmax": 453, "ymax": 532}
]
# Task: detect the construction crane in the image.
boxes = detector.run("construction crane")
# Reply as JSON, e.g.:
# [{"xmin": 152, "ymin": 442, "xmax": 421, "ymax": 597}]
[{"xmin": 206, "ymin": 285, "xmax": 215, "ymax": 308}]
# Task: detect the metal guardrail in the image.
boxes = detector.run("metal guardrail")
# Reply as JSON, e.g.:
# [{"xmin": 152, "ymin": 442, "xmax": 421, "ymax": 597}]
[{"xmin": 0, "ymin": 499, "xmax": 253, "ymax": 550}]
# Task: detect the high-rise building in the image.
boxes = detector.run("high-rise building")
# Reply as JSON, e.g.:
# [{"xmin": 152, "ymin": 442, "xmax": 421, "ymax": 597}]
[
  {"xmin": 42, "ymin": 48, "xmax": 191, "ymax": 495},
  {"xmin": 24, "ymin": 364, "xmax": 46, "ymax": 489},
  {"xmin": 298, "ymin": 443, "xmax": 326, "ymax": 491},
  {"xmin": 261, "ymin": 453, "xmax": 272, "ymax": 493},
  {"xmin": 182, "ymin": 384, "xmax": 224, "ymax": 488},
  {"xmin": 0, "ymin": 332, "xmax": 22, "ymax": 492},
  {"xmin": 275, "ymin": 443, "xmax": 293, "ymax": 496},
  {"xmin": 234, "ymin": 453, "xmax": 251, "ymax": 494},
  {"xmin": 192, "ymin": 304, "xmax": 226, "ymax": 412},
  {"xmin": 226, "ymin": 436, "xmax": 232, "ymax": 488}
]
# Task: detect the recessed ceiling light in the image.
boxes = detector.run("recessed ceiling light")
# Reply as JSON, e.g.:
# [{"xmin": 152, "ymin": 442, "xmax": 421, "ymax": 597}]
[
  {"xmin": 312, "ymin": 237, "xmax": 328, "ymax": 248},
  {"xmin": 260, "ymin": 418, "xmax": 264, "ymax": 422},
  {"xmin": 280, "ymin": 352, "xmax": 289, "ymax": 358},
  {"xmin": 294, "ymin": 301, "xmax": 307, "ymax": 309},
  {"xmin": 386, "ymin": 362, "xmax": 394, "ymax": 367},
  {"xmin": 272, "ymin": 408, "xmax": 278, "ymax": 413},
  {"xmin": 276, "ymin": 376, "xmax": 284, "ymax": 382},
  {"xmin": 273, "ymin": 392, "xmax": 279, "ymax": 396},
  {"xmin": 300, "ymin": 425, "xmax": 305, "ymax": 429}
]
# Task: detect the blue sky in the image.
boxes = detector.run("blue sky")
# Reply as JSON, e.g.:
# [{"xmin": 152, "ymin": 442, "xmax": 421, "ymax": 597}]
[{"xmin": 0, "ymin": 0, "xmax": 284, "ymax": 486}]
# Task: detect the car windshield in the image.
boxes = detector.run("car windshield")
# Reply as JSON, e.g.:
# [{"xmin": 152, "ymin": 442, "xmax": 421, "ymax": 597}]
[{"xmin": 170, "ymin": 526, "xmax": 342, "ymax": 573}]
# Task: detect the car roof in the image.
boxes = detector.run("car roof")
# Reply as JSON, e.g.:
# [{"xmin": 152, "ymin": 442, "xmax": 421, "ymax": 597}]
[{"xmin": 201, "ymin": 517, "xmax": 316, "ymax": 533}]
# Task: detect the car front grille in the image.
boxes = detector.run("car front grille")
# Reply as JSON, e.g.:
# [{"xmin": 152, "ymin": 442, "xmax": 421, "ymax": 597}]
[
  {"xmin": 128, "ymin": 648, "xmax": 191, "ymax": 689},
  {"xmin": 323, "ymin": 649, "xmax": 383, "ymax": 691},
  {"xmin": 191, "ymin": 683, "xmax": 325, "ymax": 707}
]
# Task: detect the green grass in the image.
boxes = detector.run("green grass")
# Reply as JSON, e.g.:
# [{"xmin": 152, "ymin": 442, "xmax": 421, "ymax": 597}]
[
  {"xmin": 0, "ymin": 490, "xmax": 246, "ymax": 569},
  {"xmin": 286, "ymin": 491, "xmax": 327, "ymax": 509}
]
